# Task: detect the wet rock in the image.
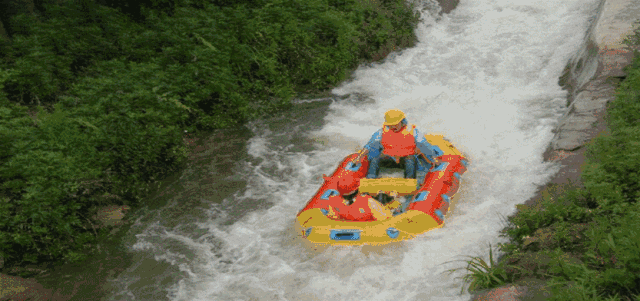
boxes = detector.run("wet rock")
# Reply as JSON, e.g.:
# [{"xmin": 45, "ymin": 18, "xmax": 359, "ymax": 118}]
[
  {"xmin": 599, "ymin": 48, "xmax": 635, "ymax": 78},
  {"xmin": 0, "ymin": 273, "xmax": 53, "ymax": 301},
  {"xmin": 512, "ymin": 278, "xmax": 551, "ymax": 301},
  {"xmin": 559, "ymin": 115, "xmax": 598, "ymax": 132},
  {"xmin": 472, "ymin": 277, "xmax": 551, "ymax": 301},
  {"xmin": 552, "ymin": 130, "xmax": 589, "ymax": 151},
  {"xmin": 594, "ymin": 0, "xmax": 640, "ymax": 79},
  {"xmin": 550, "ymin": 0, "xmax": 640, "ymax": 152},
  {"xmin": 435, "ymin": 0, "xmax": 460, "ymax": 14},
  {"xmin": 572, "ymin": 88, "xmax": 614, "ymax": 112},
  {"xmin": 473, "ymin": 284, "xmax": 527, "ymax": 301},
  {"xmin": 572, "ymin": 96, "xmax": 609, "ymax": 113},
  {"xmin": 93, "ymin": 205, "xmax": 131, "ymax": 228},
  {"xmin": 546, "ymin": 150, "xmax": 576, "ymax": 162},
  {"xmin": 552, "ymin": 87, "xmax": 614, "ymax": 151}
]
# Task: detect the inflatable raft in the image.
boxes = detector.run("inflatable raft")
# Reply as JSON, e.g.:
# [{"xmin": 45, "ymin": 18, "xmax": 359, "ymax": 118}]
[{"xmin": 295, "ymin": 135, "xmax": 468, "ymax": 246}]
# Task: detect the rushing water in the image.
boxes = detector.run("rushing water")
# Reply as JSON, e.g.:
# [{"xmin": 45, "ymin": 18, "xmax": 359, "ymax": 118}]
[{"xmin": 103, "ymin": 0, "xmax": 603, "ymax": 300}]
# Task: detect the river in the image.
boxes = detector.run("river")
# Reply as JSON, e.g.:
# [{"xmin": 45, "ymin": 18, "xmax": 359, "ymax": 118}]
[{"xmin": 76, "ymin": 0, "xmax": 604, "ymax": 300}]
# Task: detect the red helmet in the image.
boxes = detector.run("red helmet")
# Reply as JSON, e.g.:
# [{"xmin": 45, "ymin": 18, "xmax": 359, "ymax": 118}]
[{"xmin": 337, "ymin": 176, "xmax": 360, "ymax": 195}]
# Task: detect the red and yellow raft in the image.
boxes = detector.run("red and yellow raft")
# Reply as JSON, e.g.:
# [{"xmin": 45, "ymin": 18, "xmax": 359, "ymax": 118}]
[{"xmin": 295, "ymin": 135, "xmax": 468, "ymax": 246}]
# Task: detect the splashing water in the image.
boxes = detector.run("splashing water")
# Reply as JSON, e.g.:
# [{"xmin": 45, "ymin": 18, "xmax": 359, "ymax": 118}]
[{"xmin": 107, "ymin": 0, "xmax": 603, "ymax": 300}]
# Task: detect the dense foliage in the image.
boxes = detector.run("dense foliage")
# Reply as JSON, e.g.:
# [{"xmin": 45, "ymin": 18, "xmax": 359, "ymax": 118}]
[
  {"xmin": 0, "ymin": 0, "xmax": 420, "ymax": 269},
  {"xmin": 461, "ymin": 25, "xmax": 640, "ymax": 300}
]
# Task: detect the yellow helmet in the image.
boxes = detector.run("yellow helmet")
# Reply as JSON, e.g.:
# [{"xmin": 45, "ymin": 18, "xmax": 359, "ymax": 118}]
[{"xmin": 383, "ymin": 109, "xmax": 406, "ymax": 126}]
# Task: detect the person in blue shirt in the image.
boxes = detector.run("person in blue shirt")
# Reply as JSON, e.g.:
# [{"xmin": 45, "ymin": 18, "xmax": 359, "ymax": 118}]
[{"xmin": 353, "ymin": 109, "xmax": 443, "ymax": 184}]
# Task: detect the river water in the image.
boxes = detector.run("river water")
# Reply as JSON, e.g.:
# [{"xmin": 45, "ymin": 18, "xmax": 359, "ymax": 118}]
[{"xmin": 100, "ymin": 0, "xmax": 603, "ymax": 300}]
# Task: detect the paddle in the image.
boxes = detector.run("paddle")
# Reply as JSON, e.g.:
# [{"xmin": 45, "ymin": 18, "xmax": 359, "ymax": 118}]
[{"xmin": 351, "ymin": 148, "xmax": 368, "ymax": 164}]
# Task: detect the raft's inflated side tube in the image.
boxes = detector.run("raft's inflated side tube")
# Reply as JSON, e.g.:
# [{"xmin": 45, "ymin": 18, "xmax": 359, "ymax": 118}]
[
  {"xmin": 296, "ymin": 135, "xmax": 468, "ymax": 246},
  {"xmin": 407, "ymin": 155, "xmax": 466, "ymax": 224}
]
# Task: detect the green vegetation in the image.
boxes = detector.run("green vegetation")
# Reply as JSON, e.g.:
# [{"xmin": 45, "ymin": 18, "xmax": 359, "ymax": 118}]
[
  {"xmin": 460, "ymin": 24, "xmax": 640, "ymax": 300},
  {"xmin": 0, "ymin": 0, "xmax": 420, "ymax": 272},
  {"xmin": 446, "ymin": 244, "xmax": 519, "ymax": 293}
]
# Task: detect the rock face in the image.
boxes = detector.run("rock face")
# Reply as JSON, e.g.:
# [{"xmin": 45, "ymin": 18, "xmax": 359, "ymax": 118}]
[
  {"xmin": 552, "ymin": 78, "xmax": 616, "ymax": 151},
  {"xmin": 551, "ymin": 0, "xmax": 640, "ymax": 151}
]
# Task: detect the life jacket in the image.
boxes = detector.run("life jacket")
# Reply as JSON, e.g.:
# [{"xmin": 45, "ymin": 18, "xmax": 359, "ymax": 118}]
[
  {"xmin": 325, "ymin": 195, "xmax": 351, "ymax": 220},
  {"xmin": 381, "ymin": 124, "xmax": 417, "ymax": 157},
  {"xmin": 341, "ymin": 194, "xmax": 392, "ymax": 221}
]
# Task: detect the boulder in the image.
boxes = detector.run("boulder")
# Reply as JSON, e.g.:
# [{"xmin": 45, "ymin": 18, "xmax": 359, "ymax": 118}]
[
  {"xmin": 93, "ymin": 205, "xmax": 131, "ymax": 228},
  {"xmin": 473, "ymin": 284, "xmax": 526, "ymax": 301},
  {"xmin": 552, "ymin": 130, "xmax": 588, "ymax": 151},
  {"xmin": 472, "ymin": 278, "xmax": 551, "ymax": 301}
]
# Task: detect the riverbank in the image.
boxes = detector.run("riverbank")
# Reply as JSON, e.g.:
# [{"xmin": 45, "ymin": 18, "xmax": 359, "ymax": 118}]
[
  {"xmin": 471, "ymin": 0, "xmax": 640, "ymax": 299},
  {"xmin": 1, "ymin": 0, "xmax": 426, "ymax": 273}
]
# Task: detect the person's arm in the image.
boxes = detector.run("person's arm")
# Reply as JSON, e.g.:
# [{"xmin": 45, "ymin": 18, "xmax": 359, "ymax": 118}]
[
  {"xmin": 353, "ymin": 129, "xmax": 383, "ymax": 163},
  {"xmin": 413, "ymin": 128, "xmax": 443, "ymax": 165},
  {"xmin": 414, "ymin": 129, "xmax": 443, "ymax": 157}
]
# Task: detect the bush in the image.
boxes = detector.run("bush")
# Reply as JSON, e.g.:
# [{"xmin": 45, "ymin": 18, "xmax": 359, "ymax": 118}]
[
  {"xmin": 59, "ymin": 59, "xmax": 190, "ymax": 192},
  {"xmin": 0, "ymin": 0, "xmax": 421, "ymax": 268},
  {"xmin": 1, "ymin": 0, "xmax": 419, "ymax": 124},
  {"xmin": 0, "ymin": 102, "xmax": 103, "ymax": 264},
  {"xmin": 502, "ymin": 188, "xmax": 594, "ymax": 246},
  {"xmin": 581, "ymin": 206, "xmax": 640, "ymax": 296},
  {"xmin": 1, "ymin": 2, "xmax": 127, "ymax": 104}
]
